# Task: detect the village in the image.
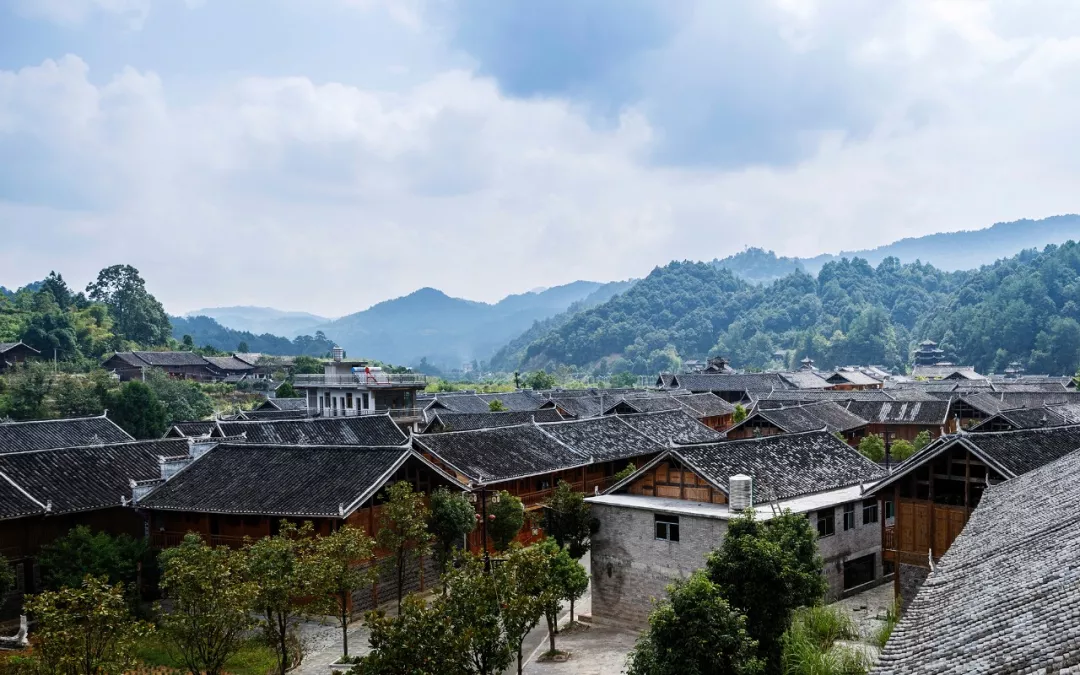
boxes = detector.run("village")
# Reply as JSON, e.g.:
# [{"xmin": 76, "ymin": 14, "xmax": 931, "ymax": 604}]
[{"xmin": 0, "ymin": 336, "xmax": 1074, "ymax": 673}]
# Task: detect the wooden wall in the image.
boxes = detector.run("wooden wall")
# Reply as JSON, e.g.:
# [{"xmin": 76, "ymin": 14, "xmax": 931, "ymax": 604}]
[{"xmin": 627, "ymin": 460, "xmax": 727, "ymax": 504}]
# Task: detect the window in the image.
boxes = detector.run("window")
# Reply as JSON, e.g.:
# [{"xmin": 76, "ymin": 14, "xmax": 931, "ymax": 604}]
[
  {"xmin": 863, "ymin": 499, "xmax": 879, "ymax": 525},
  {"xmin": 843, "ymin": 503, "xmax": 856, "ymax": 531},
  {"xmin": 346, "ymin": 392, "xmax": 353, "ymax": 408},
  {"xmin": 655, "ymin": 514, "xmax": 680, "ymax": 542},
  {"xmin": 816, "ymin": 508, "xmax": 835, "ymax": 538},
  {"xmin": 536, "ymin": 478, "xmax": 551, "ymax": 492},
  {"xmin": 14, "ymin": 563, "xmax": 24, "ymax": 593},
  {"xmin": 884, "ymin": 500, "xmax": 895, "ymax": 520},
  {"xmin": 361, "ymin": 393, "xmax": 370, "ymax": 409}
]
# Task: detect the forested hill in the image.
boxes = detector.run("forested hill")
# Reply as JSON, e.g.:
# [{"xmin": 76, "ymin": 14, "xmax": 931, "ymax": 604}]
[
  {"xmin": 711, "ymin": 215, "xmax": 1080, "ymax": 284},
  {"xmin": 515, "ymin": 242, "xmax": 1080, "ymax": 376},
  {"xmin": 170, "ymin": 315, "xmax": 336, "ymax": 356}
]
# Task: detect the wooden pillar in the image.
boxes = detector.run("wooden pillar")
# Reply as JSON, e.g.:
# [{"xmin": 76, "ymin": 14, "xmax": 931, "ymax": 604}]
[
  {"xmin": 679, "ymin": 459, "xmax": 685, "ymax": 500},
  {"xmin": 928, "ymin": 462, "xmax": 936, "ymax": 563},
  {"xmin": 964, "ymin": 451, "xmax": 971, "ymax": 513},
  {"xmin": 893, "ymin": 484, "xmax": 901, "ymax": 600}
]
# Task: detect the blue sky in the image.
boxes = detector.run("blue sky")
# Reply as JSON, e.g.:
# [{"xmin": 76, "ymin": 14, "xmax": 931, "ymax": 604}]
[{"xmin": 1, "ymin": 0, "xmax": 1079, "ymax": 316}]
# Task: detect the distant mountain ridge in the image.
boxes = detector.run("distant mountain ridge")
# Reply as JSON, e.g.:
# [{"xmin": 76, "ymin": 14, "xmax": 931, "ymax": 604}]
[
  {"xmin": 714, "ymin": 215, "xmax": 1080, "ymax": 284},
  {"xmin": 186, "ymin": 306, "xmax": 329, "ymax": 338}
]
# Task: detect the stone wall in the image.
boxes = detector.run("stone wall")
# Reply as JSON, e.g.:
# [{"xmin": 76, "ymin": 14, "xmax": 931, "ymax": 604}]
[
  {"xmin": 813, "ymin": 502, "xmax": 885, "ymax": 600},
  {"xmin": 589, "ymin": 504, "xmax": 728, "ymax": 628}
]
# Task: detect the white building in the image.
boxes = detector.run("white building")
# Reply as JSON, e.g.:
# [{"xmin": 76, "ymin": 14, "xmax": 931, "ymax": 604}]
[{"xmin": 292, "ymin": 347, "xmax": 427, "ymax": 423}]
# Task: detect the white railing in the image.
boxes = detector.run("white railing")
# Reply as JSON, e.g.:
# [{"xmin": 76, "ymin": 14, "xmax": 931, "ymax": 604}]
[
  {"xmin": 319, "ymin": 406, "xmax": 424, "ymax": 419},
  {"xmin": 293, "ymin": 373, "xmax": 427, "ymax": 387}
]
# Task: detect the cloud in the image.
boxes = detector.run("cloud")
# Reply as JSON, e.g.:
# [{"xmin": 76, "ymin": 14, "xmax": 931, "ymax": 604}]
[
  {"xmin": 12, "ymin": 0, "xmax": 153, "ymax": 29},
  {"xmin": 1, "ymin": 2, "xmax": 1080, "ymax": 318}
]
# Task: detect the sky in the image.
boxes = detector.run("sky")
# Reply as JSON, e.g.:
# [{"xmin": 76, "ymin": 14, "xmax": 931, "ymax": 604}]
[{"xmin": 1, "ymin": 0, "xmax": 1080, "ymax": 317}]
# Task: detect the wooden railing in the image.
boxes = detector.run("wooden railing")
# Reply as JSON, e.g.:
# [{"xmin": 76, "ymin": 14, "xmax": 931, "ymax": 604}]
[
  {"xmin": 151, "ymin": 532, "xmax": 251, "ymax": 549},
  {"xmin": 883, "ymin": 525, "xmax": 895, "ymax": 550}
]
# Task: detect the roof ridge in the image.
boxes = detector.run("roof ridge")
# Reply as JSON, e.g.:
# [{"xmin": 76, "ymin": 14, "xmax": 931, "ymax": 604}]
[
  {"xmin": 0, "ymin": 468, "xmax": 47, "ymax": 511},
  {"xmin": 0, "ymin": 414, "xmax": 119, "ymax": 427},
  {"xmin": 0, "ymin": 437, "xmax": 188, "ymax": 456}
]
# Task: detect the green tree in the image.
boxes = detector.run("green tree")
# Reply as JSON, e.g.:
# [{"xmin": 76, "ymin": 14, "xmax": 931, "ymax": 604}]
[
  {"xmin": 1, "ymin": 362, "xmax": 54, "ymax": 420},
  {"xmin": 237, "ymin": 341, "xmax": 250, "ymax": 353},
  {"xmin": 613, "ymin": 462, "xmax": 637, "ymax": 483},
  {"xmin": 488, "ymin": 491, "xmax": 525, "ymax": 552},
  {"xmin": 23, "ymin": 576, "xmax": 152, "ymax": 675},
  {"xmin": 0, "ymin": 555, "xmax": 15, "ymax": 598},
  {"xmin": 143, "ymin": 368, "xmax": 214, "ymax": 425},
  {"xmin": 444, "ymin": 553, "xmax": 512, "ymax": 675},
  {"xmin": 498, "ymin": 545, "xmax": 547, "ymax": 675},
  {"xmin": 706, "ymin": 511, "xmax": 826, "ymax": 670},
  {"xmin": 912, "ymin": 430, "xmax": 932, "ymax": 452},
  {"xmin": 428, "ymin": 488, "xmax": 477, "ymax": 584},
  {"xmin": 52, "ymin": 373, "xmax": 108, "ymax": 418},
  {"xmin": 543, "ymin": 480, "xmax": 596, "ymax": 560},
  {"xmin": 857, "ymin": 434, "xmax": 885, "ymax": 462},
  {"xmin": 107, "ymin": 380, "xmax": 168, "ymax": 438},
  {"xmin": 524, "ymin": 370, "xmax": 557, "ymax": 390},
  {"xmin": 275, "ymin": 381, "xmax": 298, "ymax": 398},
  {"xmin": 626, "ymin": 571, "xmax": 764, "ymax": 675},
  {"xmin": 244, "ymin": 521, "xmax": 315, "ymax": 675},
  {"xmin": 609, "ymin": 371, "xmax": 638, "ymax": 388},
  {"xmin": 376, "ymin": 481, "xmax": 433, "ymax": 613},
  {"xmin": 306, "ymin": 525, "xmax": 376, "ymax": 659},
  {"xmin": 536, "ymin": 539, "xmax": 589, "ymax": 652},
  {"xmin": 37, "ymin": 526, "xmax": 150, "ymax": 593},
  {"xmin": 733, "ymin": 404, "xmax": 748, "ymax": 424},
  {"xmin": 353, "ymin": 594, "xmax": 468, "ymax": 675},
  {"xmin": 890, "ymin": 439, "xmax": 916, "ymax": 462},
  {"xmin": 86, "ymin": 265, "xmax": 171, "ymax": 347},
  {"xmin": 158, "ymin": 534, "xmax": 257, "ymax": 675},
  {"xmin": 488, "ymin": 399, "xmax": 507, "ymax": 412},
  {"xmin": 181, "ymin": 334, "xmax": 195, "ymax": 349},
  {"xmin": 292, "ymin": 355, "xmax": 323, "ymax": 374}
]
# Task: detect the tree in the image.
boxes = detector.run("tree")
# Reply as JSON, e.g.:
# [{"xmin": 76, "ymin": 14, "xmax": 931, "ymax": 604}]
[
  {"xmin": 293, "ymin": 355, "xmax": 323, "ymax": 374},
  {"xmin": 353, "ymin": 594, "xmax": 468, "ymax": 674},
  {"xmin": 625, "ymin": 571, "xmax": 763, "ymax": 675},
  {"xmin": 912, "ymin": 430, "xmax": 932, "ymax": 452},
  {"xmin": 733, "ymin": 404, "xmax": 748, "ymax": 424},
  {"xmin": 543, "ymin": 480, "xmax": 596, "ymax": 560},
  {"xmin": 23, "ymin": 576, "xmax": 152, "ymax": 675},
  {"xmin": 306, "ymin": 525, "xmax": 376, "ymax": 659},
  {"xmin": 376, "ymin": 481, "xmax": 433, "ymax": 613},
  {"xmin": 488, "ymin": 399, "xmax": 507, "ymax": 412},
  {"xmin": 535, "ymin": 539, "xmax": 589, "ymax": 653},
  {"xmin": 53, "ymin": 373, "xmax": 108, "ymax": 418},
  {"xmin": 244, "ymin": 521, "xmax": 315, "ymax": 675},
  {"xmin": 706, "ymin": 511, "xmax": 826, "ymax": 670},
  {"xmin": 237, "ymin": 340, "xmax": 250, "ymax": 353},
  {"xmin": 613, "ymin": 462, "xmax": 637, "ymax": 483},
  {"xmin": 444, "ymin": 553, "xmax": 512, "ymax": 675},
  {"xmin": 488, "ymin": 491, "xmax": 525, "ymax": 552},
  {"xmin": 181, "ymin": 334, "xmax": 195, "ymax": 349},
  {"xmin": 37, "ymin": 526, "xmax": 149, "ymax": 593},
  {"xmin": 86, "ymin": 265, "xmax": 171, "ymax": 346},
  {"xmin": 609, "ymin": 371, "xmax": 638, "ymax": 388},
  {"xmin": 524, "ymin": 370, "xmax": 557, "ymax": 390},
  {"xmin": 275, "ymin": 381, "xmax": 298, "ymax": 398},
  {"xmin": 857, "ymin": 434, "xmax": 885, "ymax": 462},
  {"xmin": 158, "ymin": 534, "xmax": 256, "ymax": 675},
  {"xmin": 428, "ymin": 487, "xmax": 477, "ymax": 584},
  {"xmin": 890, "ymin": 438, "xmax": 916, "ymax": 461},
  {"xmin": 1, "ymin": 362, "xmax": 53, "ymax": 420},
  {"xmin": 107, "ymin": 380, "xmax": 168, "ymax": 438},
  {"xmin": 498, "ymin": 545, "xmax": 547, "ymax": 675},
  {"xmin": 0, "ymin": 555, "xmax": 15, "ymax": 598},
  {"xmin": 40, "ymin": 272, "xmax": 74, "ymax": 310},
  {"xmin": 143, "ymin": 368, "xmax": 214, "ymax": 425}
]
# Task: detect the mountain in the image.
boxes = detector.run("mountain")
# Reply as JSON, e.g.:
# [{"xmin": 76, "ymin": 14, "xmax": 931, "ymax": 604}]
[
  {"xmin": 713, "ymin": 215, "xmax": 1080, "ymax": 285},
  {"xmin": 186, "ymin": 306, "xmax": 329, "ymax": 338},
  {"xmin": 313, "ymin": 281, "xmax": 625, "ymax": 367},
  {"xmin": 170, "ymin": 315, "xmax": 336, "ymax": 356}
]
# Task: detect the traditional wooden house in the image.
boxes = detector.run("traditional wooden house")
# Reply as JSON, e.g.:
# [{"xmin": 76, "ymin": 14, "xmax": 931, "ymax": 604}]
[
  {"xmin": 660, "ymin": 372, "xmax": 795, "ymax": 402},
  {"xmin": 0, "ymin": 342, "xmax": 39, "ymax": 373},
  {"xmin": 668, "ymin": 393, "xmax": 737, "ymax": 430},
  {"xmin": 421, "ymin": 409, "xmax": 564, "ymax": 434},
  {"xmin": 841, "ymin": 399, "xmax": 954, "ymax": 441},
  {"xmin": 825, "ymin": 370, "xmax": 884, "ymax": 390},
  {"xmin": 254, "ymin": 398, "xmax": 309, "ymax": 413},
  {"xmin": 163, "ymin": 421, "xmax": 216, "ymax": 439},
  {"xmin": 202, "ymin": 355, "xmax": 256, "ymax": 382},
  {"xmin": 864, "ymin": 425, "xmax": 1080, "ymax": 606},
  {"xmin": 135, "ymin": 442, "xmax": 462, "ymax": 610},
  {"xmin": 967, "ymin": 402, "xmax": 1080, "ymax": 432},
  {"xmin": 725, "ymin": 401, "xmax": 868, "ymax": 444},
  {"xmin": 872, "ymin": 447, "xmax": 1080, "ymax": 674},
  {"xmin": 0, "ymin": 437, "xmax": 187, "ymax": 596},
  {"xmin": 910, "ymin": 364, "xmax": 984, "ymax": 381},
  {"xmin": 102, "ymin": 351, "xmax": 218, "ymax": 382},
  {"xmin": 587, "ymin": 431, "xmax": 887, "ymax": 626}
]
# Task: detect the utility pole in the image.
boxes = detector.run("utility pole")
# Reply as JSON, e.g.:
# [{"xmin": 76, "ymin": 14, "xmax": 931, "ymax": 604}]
[{"xmin": 884, "ymin": 428, "xmax": 894, "ymax": 472}]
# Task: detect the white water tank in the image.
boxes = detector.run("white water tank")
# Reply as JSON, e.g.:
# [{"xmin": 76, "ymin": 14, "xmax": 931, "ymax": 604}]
[{"xmin": 729, "ymin": 474, "xmax": 753, "ymax": 512}]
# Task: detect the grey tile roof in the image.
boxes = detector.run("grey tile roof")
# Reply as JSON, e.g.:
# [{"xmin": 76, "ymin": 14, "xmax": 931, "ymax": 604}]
[
  {"xmin": 235, "ymin": 409, "xmax": 309, "ymax": 421},
  {"xmin": 778, "ymin": 371, "xmax": 833, "ymax": 389},
  {"xmin": 0, "ymin": 416, "xmax": 134, "ymax": 454},
  {"xmin": 824, "ymin": 370, "xmax": 882, "ymax": 387},
  {"xmin": 538, "ymin": 416, "xmax": 664, "ymax": 463},
  {"xmin": 476, "ymin": 392, "xmax": 546, "ymax": 411},
  {"xmin": 427, "ymin": 394, "xmax": 499, "ymax": 414},
  {"xmin": 0, "ymin": 342, "xmax": 39, "ymax": 355},
  {"xmin": 990, "ymin": 381, "xmax": 1070, "ymax": 393},
  {"xmin": 129, "ymin": 351, "xmax": 210, "ymax": 367},
  {"xmin": 731, "ymin": 401, "xmax": 868, "ymax": 434},
  {"xmin": 665, "ymin": 431, "xmax": 885, "ymax": 502},
  {"xmin": 842, "ymin": 400, "xmax": 950, "ymax": 425},
  {"xmin": 257, "ymin": 398, "xmax": 309, "ymax": 412},
  {"xmin": 549, "ymin": 395, "xmax": 609, "ymax": 418},
  {"xmin": 414, "ymin": 424, "xmax": 590, "ymax": 484},
  {"xmin": 214, "ymin": 415, "xmax": 408, "ymax": 446},
  {"xmin": 421, "ymin": 409, "xmax": 564, "ymax": 433},
  {"xmin": 872, "ymin": 447, "xmax": 1080, "ymax": 674},
  {"xmin": 614, "ymin": 410, "xmax": 726, "ymax": 445},
  {"xmin": 202, "ymin": 356, "xmax": 255, "ymax": 372},
  {"xmin": 955, "ymin": 392, "xmax": 1011, "ymax": 416},
  {"xmin": 138, "ymin": 443, "xmax": 419, "ymax": 517},
  {"xmin": 671, "ymin": 393, "xmax": 736, "ymax": 417},
  {"xmin": 671, "ymin": 372, "xmax": 793, "ymax": 394},
  {"xmin": 757, "ymin": 389, "xmax": 939, "ymax": 403},
  {"xmin": 996, "ymin": 391, "xmax": 1080, "ymax": 408},
  {"xmin": 969, "ymin": 403, "xmax": 1080, "ymax": 431},
  {"xmin": 604, "ymin": 396, "xmax": 683, "ymax": 415},
  {"xmin": 0, "ymin": 438, "xmax": 187, "ymax": 519},
  {"xmin": 165, "ymin": 421, "xmax": 216, "ymax": 438},
  {"xmin": 910, "ymin": 364, "xmax": 983, "ymax": 379}
]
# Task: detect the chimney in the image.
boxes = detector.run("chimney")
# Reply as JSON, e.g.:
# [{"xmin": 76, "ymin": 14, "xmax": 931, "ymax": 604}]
[
  {"xmin": 332, "ymin": 346, "xmax": 344, "ymax": 362},
  {"xmin": 729, "ymin": 474, "xmax": 753, "ymax": 512}
]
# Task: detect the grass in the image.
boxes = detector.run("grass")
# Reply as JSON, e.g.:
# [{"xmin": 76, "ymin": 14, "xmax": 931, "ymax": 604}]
[
  {"xmin": 781, "ymin": 605, "xmax": 872, "ymax": 675},
  {"xmin": 135, "ymin": 635, "xmax": 277, "ymax": 675},
  {"xmin": 794, "ymin": 605, "xmax": 859, "ymax": 650},
  {"xmin": 872, "ymin": 600, "xmax": 900, "ymax": 649}
]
